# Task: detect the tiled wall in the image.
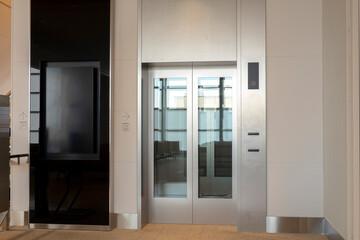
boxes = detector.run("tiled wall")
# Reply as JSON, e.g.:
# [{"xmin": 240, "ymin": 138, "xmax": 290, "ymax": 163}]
[
  {"xmin": 10, "ymin": 0, "xmax": 30, "ymax": 219},
  {"xmin": 112, "ymin": 0, "xmax": 139, "ymax": 215},
  {"xmin": 266, "ymin": 0, "xmax": 324, "ymax": 217},
  {"xmin": 323, "ymin": 0, "xmax": 347, "ymax": 238}
]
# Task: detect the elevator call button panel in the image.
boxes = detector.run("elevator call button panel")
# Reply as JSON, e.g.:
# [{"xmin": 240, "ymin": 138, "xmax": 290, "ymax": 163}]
[{"xmin": 248, "ymin": 62, "xmax": 259, "ymax": 90}]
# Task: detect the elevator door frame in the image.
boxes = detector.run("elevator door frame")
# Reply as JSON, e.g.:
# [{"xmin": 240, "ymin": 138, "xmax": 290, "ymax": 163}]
[{"xmin": 148, "ymin": 63, "xmax": 238, "ymax": 225}]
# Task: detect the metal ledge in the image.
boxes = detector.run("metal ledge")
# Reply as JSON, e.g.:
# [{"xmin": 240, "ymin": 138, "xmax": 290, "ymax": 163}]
[
  {"xmin": 13, "ymin": 212, "xmax": 137, "ymax": 230},
  {"xmin": 266, "ymin": 216, "xmax": 324, "ymax": 234},
  {"xmin": 10, "ymin": 211, "xmax": 28, "ymax": 226},
  {"xmin": 116, "ymin": 213, "xmax": 138, "ymax": 229},
  {"xmin": 266, "ymin": 216, "xmax": 344, "ymax": 239},
  {"xmin": 29, "ymin": 224, "xmax": 110, "ymax": 231}
]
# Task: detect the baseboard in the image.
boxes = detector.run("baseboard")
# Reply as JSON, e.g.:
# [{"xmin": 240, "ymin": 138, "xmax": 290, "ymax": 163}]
[
  {"xmin": 9, "ymin": 211, "xmax": 138, "ymax": 230},
  {"xmin": 29, "ymin": 224, "xmax": 110, "ymax": 231},
  {"xmin": 116, "ymin": 213, "xmax": 138, "ymax": 230},
  {"xmin": 266, "ymin": 216, "xmax": 324, "ymax": 234},
  {"xmin": 266, "ymin": 216, "xmax": 344, "ymax": 239},
  {"xmin": 9, "ymin": 211, "xmax": 28, "ymax": 226}
]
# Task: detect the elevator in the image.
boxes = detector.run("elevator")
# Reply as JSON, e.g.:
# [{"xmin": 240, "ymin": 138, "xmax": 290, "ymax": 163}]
[{"xmin": 140, "ymin": 0, "xmax": 266, "ymax": 231}]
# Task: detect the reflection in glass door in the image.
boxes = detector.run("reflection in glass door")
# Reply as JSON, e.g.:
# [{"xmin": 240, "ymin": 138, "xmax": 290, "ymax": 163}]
[
  {"xmin": 149, "ymin": 65, "xmax": 193, "ymax": 224},
  {"xmin": 192, "ymin": 65, "xmax": 237, "ymax": 225},
  {"xmin": 154, "ymin": 77, "xmax": 187, "ymax": 198},
  {"xmin": 198, "ymin": 77, "xmax": 233, "ymax": 198},
  {"xmin": 149, "ymin": 64, "xmax": 237, "ymax": 225}
]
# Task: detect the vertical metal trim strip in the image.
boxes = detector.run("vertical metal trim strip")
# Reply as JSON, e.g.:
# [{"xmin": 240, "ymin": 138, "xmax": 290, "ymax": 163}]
[
  {"xmin": 236, "ymin": 0, "xmax": 243, "ymax": 232},
  {"xmin": 137, "ymin": 0, "xmax": 143, "ymax": 230},
  {"xmin": 27, "ymin": 0, "xmax": 32, "ymax": 227},
  {"xmin": 109, "ymin": 0, "xmax": 115, "ymax": 229}
]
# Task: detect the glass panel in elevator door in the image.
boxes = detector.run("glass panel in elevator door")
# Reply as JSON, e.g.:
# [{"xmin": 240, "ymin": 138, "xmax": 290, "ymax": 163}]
[
  {"xmin": 154, "ymin": 78, "xmax": 187, "ymax": 198},
  {"xmin": 198, "ymin": 77, "xmax": 232, "ymax": 198}
]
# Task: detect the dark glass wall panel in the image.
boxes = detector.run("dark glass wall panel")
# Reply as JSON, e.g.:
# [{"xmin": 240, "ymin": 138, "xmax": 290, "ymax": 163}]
[
  {"xmin": 0, "ymin": 96, "xmax": 9, "ymax": 214},
  {"xmin": 30, "ymin": 0, "xmax": 110, "ymax": 226}
]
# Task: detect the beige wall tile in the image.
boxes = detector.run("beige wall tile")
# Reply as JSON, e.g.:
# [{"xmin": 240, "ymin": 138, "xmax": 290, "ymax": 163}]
[
  {"xmin": 113, "ymin": 60, "xmax": 137, "ymax": 111},
  {"xmin": 114, "ymin": 161, "xmax": 138, "ymax": 213},
  {"xmin": 267, "ymin": 56, "xmax": 322, "ymax": 110},
  {"xmin": 11, "ymin": 62, "xmax": 29, "ymax": 155},
  {"xmin": 113, "ymin": 110, "xmax": 137, "ymax": 162},
  {"xmin": 267, "ymin": 109, "xmax": 323, "ymax": 164},
  {"xmin": 267, "ymin": 162, "xmax": 323, "ymax": 217},
  {"xmin": 10, "ymin": 165, "xmax": 29, "ymax": 211},
  {"xmin": 266, "ymin": 0, "xmax": 322, "ymax": 57},
  {"xmin": 114, "ymin": 0, "xmax": 138, "ymax": 61},
  {"xmin": 12, "ymin": 0, "xmax": 29, "ymax": 62},
  {"xmin": 11, "ymin": 62, "xmax": 29, "ymax": 111}
]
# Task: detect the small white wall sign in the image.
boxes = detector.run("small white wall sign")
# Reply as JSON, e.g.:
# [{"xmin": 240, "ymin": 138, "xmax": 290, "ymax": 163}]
[
  {"xmin": 121, "ymin": 112, "xmax": 130, "ymax": 131},
  {"xmin": 18, "ymin": 112, "xmax": 28, "ymax": 130}
]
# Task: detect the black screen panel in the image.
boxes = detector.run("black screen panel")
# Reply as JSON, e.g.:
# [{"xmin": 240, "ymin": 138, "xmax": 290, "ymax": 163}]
[
  {"xmin": 46, "ymin": 66, "xmax": 95, "ymax": 154},
  {"xmin": 41, "ymin": 62, "xmax": 100, "ymax": 160}
]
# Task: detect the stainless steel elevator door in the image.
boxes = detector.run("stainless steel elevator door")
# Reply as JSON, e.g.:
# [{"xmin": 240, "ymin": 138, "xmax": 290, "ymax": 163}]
[{"xmin": 148, "ymin": 64, "xmax": 237, "ymax": 225}]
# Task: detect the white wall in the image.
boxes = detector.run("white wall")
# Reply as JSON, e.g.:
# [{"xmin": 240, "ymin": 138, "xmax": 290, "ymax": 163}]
[
  {"xmin": 112, "ymin": 0, "xmax": 139, "ymax": 223},
  {"xmin": 10, "ymin": 0, "xmax": 30, "ymax": 225},
  {"xmin": 266, "ymin": 0, "xmax": 324, "ymax": 217},
  {"xmin": 348, "ymin": 1, "xmax": 360, "ymax": 239},
  {"xmin": 0, "ymin": 1, "xmax": 11, "ymax": 95},
  {"xmin": 323, "ymin": 0, "xmax": 347, "ymax": 238}
]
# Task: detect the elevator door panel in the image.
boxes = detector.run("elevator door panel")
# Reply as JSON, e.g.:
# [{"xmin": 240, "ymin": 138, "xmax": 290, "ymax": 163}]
[
  {"xmin": 149, "ymin": 64, "xmax": 237, "ymax": 225},
  {"xmin": 149, "ymin": 65, "xmax": 193, "ymax": 224},
  {"xmin": 192, "ymin": 65, "xmax": 237, "ymax": 225}
]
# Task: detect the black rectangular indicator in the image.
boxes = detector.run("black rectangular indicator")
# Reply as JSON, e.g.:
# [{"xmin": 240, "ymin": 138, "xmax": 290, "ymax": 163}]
[{"xmin": 248, "ymin": 62, "xmax": 259, "ymax": 90}]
